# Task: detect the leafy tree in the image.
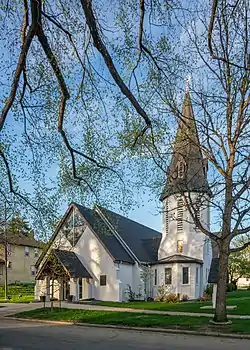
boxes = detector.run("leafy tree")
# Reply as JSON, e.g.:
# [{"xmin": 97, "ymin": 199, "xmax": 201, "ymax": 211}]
[
  {"xmin": 228, "ymin": 249, "xmax": 250, "ymax": 289},
  {"xmin": 8, "ymin": 212, "xmax": 34, "ymax": 238},
  {"xmin": 0, "ymin": 0, "xmax": 249, "ymax": 324}
]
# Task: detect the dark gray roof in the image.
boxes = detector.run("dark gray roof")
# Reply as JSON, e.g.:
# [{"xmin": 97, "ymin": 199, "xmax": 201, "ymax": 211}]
[
  {"xmin": 161, "ymin": 91, "xmax": 210, "ymax": 200},
  {"xmin": 208, "ymin": 257, "xmax": 219, "ymax": 283},
  {"xmin": 54, "ymin": 249, "xmax": 92, "ymax": 278},
  {"xmin": 98, "ymin": 206, "xmax": 162, "ymax": 262},
  {"xmin": 155, "ymin": 254, "xmax": 203, "ymax": 265},
  {"xmin": 74, "ymin": 204, "xmax": 135, "ymax": 264}
]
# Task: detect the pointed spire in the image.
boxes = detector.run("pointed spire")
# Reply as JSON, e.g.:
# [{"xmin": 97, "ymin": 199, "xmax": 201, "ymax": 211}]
[{"xmin": 160, "ymin": 91, "xmax": 210, "ymax": 201}]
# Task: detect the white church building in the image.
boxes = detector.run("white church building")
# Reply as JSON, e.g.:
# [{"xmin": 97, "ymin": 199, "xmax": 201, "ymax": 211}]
[{"xmin": 35, "ymin": 91, "xmax": 212, "ymax": 302}]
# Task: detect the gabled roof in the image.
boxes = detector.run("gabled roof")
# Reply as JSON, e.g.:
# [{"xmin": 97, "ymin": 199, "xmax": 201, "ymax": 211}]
[
  {"xmin": 37, "ymin": 202, "xmax": 162, "ymax": 268},
  {"xmin": 54, "ymin": 249, "xmax": 92, "ymax": 278},
  {"xmin": 161, "ymin": 91, "xmax": 210, "ymax": 200},
  {"xmin": 155, "ymin": 254, "xmax": 203, "ymax": 265},
  {"xmin": 74, "ymin": 204, "xmax": 135, "ymax": 264},
  {"xmin": 97, "ymin": 206, "xmax": 161, "ymax": 262}
]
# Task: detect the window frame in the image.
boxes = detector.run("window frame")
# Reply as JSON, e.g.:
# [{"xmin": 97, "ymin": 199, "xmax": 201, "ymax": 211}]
[
  {"xmin": 165, "ymin": 267, "xmax": 172, "ymax": 285},
  {"xmin": 182, "ymin": 267, "xmax": 189, "ymax": 285},
  {"xmin": 24, "ymin": 246, "xmax": 30, "ymax": 257},
  {"xmin": 178, "ymin": 162, "xmax": 185, "ymax": 178},
  {"xmin": 0, "ymin": 264, "xmax": 3, "ymax": 275},
  {"xmin": 177, "ymin": 240, "xmax": 183, "ymax": 253},
  {"xmin": 30, "ymin": 265, "xmax": 36, "ymax": 276},
  {"xmin": 196, "ymin": 267, "xmax": 199, "ymax": 285},
  {"xmin": 100, "ymin": 275, "xmax": 107, "ymax": 286},
  {"xmin": 154, "ymin": 269, "xmax": 157, "ymax": 286},
  {"xmin": 34, "ymin": 248, "xmax": 39, "ymax": 258}
]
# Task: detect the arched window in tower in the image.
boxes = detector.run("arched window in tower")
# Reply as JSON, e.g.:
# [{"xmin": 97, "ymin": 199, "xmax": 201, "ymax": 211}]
[
  {"xmin": 165, "ymin": 200, "xmax": 169, "ymax": 234},
  {"xmin": 177, "ymin": 198, "xmax": 184, "ymax": 232},
  {"xmin": 177, "ymin": 161, "xmax": 185, "ymax": 178}
]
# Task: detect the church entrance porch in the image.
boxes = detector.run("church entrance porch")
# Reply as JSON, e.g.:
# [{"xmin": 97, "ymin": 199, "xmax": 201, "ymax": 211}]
[{"xmin": 35, "ymin": 249, "xmax": 92, "ymax": 302}]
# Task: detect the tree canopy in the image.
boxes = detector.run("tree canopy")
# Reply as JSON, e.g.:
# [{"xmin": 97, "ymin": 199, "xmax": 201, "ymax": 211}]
[{"xmin": 0, "ymin": 0, "xmax": 249, "ymax": 323}]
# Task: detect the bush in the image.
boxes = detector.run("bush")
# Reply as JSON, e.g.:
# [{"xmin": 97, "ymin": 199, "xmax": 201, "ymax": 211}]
[
  {"xmin": 182, "ymin": 294, "xmax": 189, "ymax": 302},
  {"xmin": 247, "ymin": 286, "xmax": 250, "ymax": 291},
  {"xmin": 227, "ymin": 283, "xmax": 236, "ymax": 292},
  {"xmin": 156, "ymin": 284, "xmax": 169, "ymax": 302},
  {"xmin": 165, "ymin": 293, "xmax": 178, "ymax": 303},
  {"xmin": 198, "ymin": 293, "xmax": 212, "ymax": 302},
  {"xmin": 204, "ymin": 284, "xmax": 213, "ymax": 296},
  {"xmin": 126, "ymin": 285, "xmax": 136, "ymax": 301}
]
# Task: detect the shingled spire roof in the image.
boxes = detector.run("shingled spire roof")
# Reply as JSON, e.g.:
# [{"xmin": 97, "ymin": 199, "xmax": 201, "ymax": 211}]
[{"xmin": 160, "ymin": 90, "xmax": 210, "ymax": 201}]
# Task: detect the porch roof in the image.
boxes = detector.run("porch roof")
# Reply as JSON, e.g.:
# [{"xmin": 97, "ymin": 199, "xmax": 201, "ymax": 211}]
[
  {"xmin": 54, "ymin": 249, "xmax": 92, "ymax": 278},
  {"xmin": 37, "ymin": 249, "xmax": 92, "ymax": 279}
]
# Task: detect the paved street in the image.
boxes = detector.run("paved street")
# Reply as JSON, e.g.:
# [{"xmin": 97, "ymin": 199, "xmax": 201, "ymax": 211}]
[
  {"xmin": 0, "ymin": 304, "xmax": 250, "ymax": 349},
  {"xmin": 0, "ymin": 317, "xmax": 250, "ymax": 350}
]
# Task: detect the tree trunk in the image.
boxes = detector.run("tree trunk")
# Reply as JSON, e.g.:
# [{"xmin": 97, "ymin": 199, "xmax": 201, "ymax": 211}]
[{"xmin": 214, "ymin": 248, "xmax": 229, "ymax": 322}]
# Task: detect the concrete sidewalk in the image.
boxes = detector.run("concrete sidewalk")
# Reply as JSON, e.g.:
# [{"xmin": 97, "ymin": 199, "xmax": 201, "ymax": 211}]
[{"xmin": 1, "ymin": 301, "xmax": 250, "ymax": 319}]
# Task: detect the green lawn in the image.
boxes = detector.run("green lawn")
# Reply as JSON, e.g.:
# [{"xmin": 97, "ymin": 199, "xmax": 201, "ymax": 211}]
[
  {"xmin": 0, "ymin": 283, "xmax": 34, "ymax": 303},
  {"xmin": 12, "ymin": 307, "xmax": 250, "ymax": 335},
  {"xmin": 95, "ymin": 290, "xmax": 250, "ymax": 315}
]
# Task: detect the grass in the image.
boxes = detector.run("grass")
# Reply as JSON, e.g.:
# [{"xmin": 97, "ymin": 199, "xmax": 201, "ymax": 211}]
[
  {"xmin": 0, "ymin": 283, "xmax": 34, "ymax": 303},
  {"xmin": 12, "ymin": 307, "xmax": 250, "ymax": 335},
  {"xmin": 95, "ymin": 290, "xmax": 250, "ymax": 315}
]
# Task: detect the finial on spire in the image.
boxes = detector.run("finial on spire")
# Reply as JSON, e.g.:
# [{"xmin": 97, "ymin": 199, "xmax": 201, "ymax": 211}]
[{"xmin": 185, "ymin": 75, "xmax": 191, "ymax": 92}]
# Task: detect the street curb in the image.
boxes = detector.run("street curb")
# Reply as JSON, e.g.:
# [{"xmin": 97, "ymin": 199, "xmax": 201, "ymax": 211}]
[{"xmin": 5, "ymin": 316, "xmax": 250, "ymax": 340}]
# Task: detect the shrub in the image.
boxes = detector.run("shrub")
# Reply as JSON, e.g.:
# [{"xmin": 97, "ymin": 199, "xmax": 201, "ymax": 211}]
[
  {"xmin": 198, "ymin": 293, "xmax": 212, "ymax": 302},
  {"xmin": 247, "ymin": 286, "xmax": 250, "ymax": 291},
  {"xmin": 182, "ymin": 294, "xmax": 189, "ymax": 302},
  {"xmin": 204, "ymin": 284, "xmax": 213, "ymax": 296},
  {"xmin": 147, "ymin": 297, "xmax": 154, "ymax": 302},
  {"xmin": 156, "ymin": 284, "xmax": 169, "ymax": 302},
  {"xmin": 126, "ymin": 284, "xmax": 136, "ymax": 301},
  {"xmin": 165, "ymin": 293, "xmax": 178, "ymax": 303},
  {"xmin": 227, "ymin": 283, "xmax": 235, "ymax": 292}
]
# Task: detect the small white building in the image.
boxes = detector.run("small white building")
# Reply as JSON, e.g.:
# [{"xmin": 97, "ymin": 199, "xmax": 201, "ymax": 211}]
[{"xmin": 35, "ymin": 91, "xmax": 212, "ymax": 302}]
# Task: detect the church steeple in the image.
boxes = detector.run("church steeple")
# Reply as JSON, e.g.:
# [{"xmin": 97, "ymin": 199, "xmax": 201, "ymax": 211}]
[{"xmin": 160, "ymin": 91, "xmax": 210, "ymax": 201}]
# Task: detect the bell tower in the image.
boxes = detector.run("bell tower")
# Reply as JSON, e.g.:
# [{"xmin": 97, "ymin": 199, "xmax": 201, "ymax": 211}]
[{"xmin": 159, "ymin": 90, "xmax": 211, "ymax": 263}]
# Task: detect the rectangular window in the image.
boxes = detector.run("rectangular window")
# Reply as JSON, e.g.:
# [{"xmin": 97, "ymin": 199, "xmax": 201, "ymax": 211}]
[
  {"xmin": 7, "ymin": 261, "xmax": 12, "ymax": 269},
  {"xmin": 177, "ymin": 198, "xmax": 183, "ymax": 232},
  {"xmin": 154, "ymin": 269, "xmax": 157, "ymax": 286},
  {"xmin": 177, "ymin": 240, "xmax": 183, "ymax": 253},
  {"xmin": 25, "ymin": 246, "xmax": 29, "ymax": 257},
  {"xmin": 165, "ymin": 268, "xmax": 172, "ymax": 285},
  {"xmin": 34, "ymin": 248, "xmax": 39, "ymax": 258},
  {"xmin": 100, "ymin": 275, "xmax": 107, "ymax": 286},
  {"xmin": 0, "ymin": 264, "xmax": 3, "ymax": 275},
  {"xmin": 196, "ymin": 267, "xmax": 199, "ymax": 285},
  {"xmin": 182, "ymin": 267, "xmax": 189, "ymax": 284},
  {"xmin": 165, "ymin": 201, "xmax": 168, "ymax": 234},
  {"xmin": 31, "ymin": 265, "xmax": 36, "ymax": 276}
]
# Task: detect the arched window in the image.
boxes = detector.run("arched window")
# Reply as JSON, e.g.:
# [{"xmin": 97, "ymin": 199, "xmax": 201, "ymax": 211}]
[
  {"xmin": 178, "ymin": 162, "xmax": 185, "ymax": 178},
  {"xmin": 177, "ymin": 198, "xmax": 184, "ymax": 232}
]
